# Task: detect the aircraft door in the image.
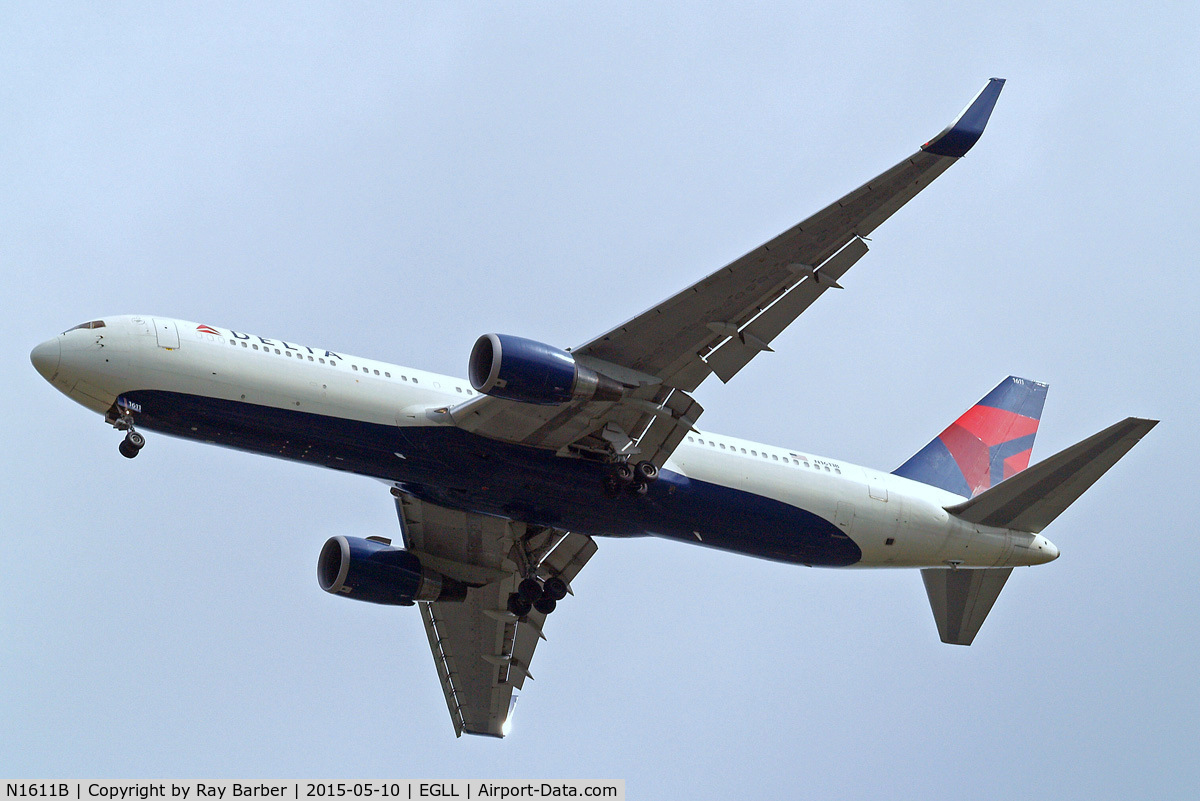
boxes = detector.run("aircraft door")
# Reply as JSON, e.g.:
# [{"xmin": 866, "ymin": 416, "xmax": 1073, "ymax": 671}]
[
  {"xmin": 153, "ymin": 318, "xmax": 180, "ymax": 349},
  {"xmin": 834, "ymin": 502, "xmax": 856, "ymax": 537}
]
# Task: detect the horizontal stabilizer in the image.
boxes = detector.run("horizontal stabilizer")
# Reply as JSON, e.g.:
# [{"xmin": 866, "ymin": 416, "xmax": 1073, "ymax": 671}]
[
  {"xmin": 922, "ymin": 567, "xmax": 1012, "ymax": 646},
  {"xmin": 945, "ymin": 417, "xmax": 1157, "ymax": 532}
]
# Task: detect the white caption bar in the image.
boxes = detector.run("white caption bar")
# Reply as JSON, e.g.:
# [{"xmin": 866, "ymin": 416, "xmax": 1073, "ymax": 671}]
[{"xmin": 4, "ymin": 784, "xmax": 624, "ymax": 801}]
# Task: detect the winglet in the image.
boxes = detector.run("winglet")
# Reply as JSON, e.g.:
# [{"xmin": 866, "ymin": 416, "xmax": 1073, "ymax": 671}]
[{"xmin": 922, "ymin": 78, "xmax": 1005, "ymax": 158}]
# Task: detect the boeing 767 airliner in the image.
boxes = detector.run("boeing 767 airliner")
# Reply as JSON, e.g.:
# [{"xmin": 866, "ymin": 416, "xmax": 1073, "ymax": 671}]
[{"xmin": 30, "ymin": 79, "xmax": 1155, "ymax": 737}]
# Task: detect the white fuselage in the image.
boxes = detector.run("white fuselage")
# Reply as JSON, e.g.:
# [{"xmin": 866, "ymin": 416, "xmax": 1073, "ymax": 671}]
[{"xmin": 31, "ymin": 315, "xmax": 1059, "ymax": 569}]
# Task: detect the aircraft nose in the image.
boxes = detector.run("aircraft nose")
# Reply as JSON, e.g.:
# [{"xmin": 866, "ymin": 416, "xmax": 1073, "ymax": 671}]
[{"xmin": 30, "ymin": 337, "xmax": 61, "ymax": 381}]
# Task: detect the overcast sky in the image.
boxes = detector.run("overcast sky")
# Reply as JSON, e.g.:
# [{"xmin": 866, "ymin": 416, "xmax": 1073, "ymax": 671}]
[{"xmin": 3, "ymin": 2, "xmax": 1198, "ymax": 798}]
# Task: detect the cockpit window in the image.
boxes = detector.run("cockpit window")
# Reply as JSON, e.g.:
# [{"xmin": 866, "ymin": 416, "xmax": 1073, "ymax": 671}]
[{"xmin": 64, "ymin": 320, "xmax": 106, "ymax": 333}]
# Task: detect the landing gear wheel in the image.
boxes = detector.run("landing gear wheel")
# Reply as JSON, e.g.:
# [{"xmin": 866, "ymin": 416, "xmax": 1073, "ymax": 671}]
[
  {"xmin": 614, "ymin": 463, "xmax": 635, "ymax": 484},
  {"xmin": 126, "ymin": 431, "xmax": 146, "ymax": 450},
  {"xmin": 630, "ymin": 479, "xmax": 649, "ymax": 496},
  {"xmin": 518, "ymin": 577, "xmax": 543, "ymax": 602},
  {"xmin": 635, "ymin": 460, "xmax": 659, "ymax": 482},
  {"xmin": 543, "ymin": 576, "xmax": 568, "ymax": 601},
  {"xmin": 533, "ymin": 596, "xmax": 557, "ymax": 615},
  {"xmin": 118, "ymin": 439, "xmax": 139, "ymax": 459},
  {"xmin": 507, "ymin": 592, "xmax": 533, "ymax": 617}
]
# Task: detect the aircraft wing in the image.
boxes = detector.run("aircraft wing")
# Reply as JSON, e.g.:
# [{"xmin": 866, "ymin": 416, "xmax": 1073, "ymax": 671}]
[
  {"xmin": 394, "ymin": 492, "xmax": 596, "ymax": 737},
  {"xmin": 451, "ymin": 79, "xmax": 1005, "ymax": 465}
]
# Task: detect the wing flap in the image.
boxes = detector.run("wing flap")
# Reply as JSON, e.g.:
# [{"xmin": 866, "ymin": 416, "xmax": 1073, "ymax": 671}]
[{"xmin": 704, "ymin": 237, "xmax": 869, "ymax": 383}]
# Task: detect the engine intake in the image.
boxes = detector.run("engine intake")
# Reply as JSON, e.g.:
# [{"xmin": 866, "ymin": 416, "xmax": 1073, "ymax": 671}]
[
  {"xmin": 469, "ymin": 333, "xmax": 624, "ymax": 405},
  {"xmin": 317, "ymin": 536, "xmax": 466, "ymax": 605}
]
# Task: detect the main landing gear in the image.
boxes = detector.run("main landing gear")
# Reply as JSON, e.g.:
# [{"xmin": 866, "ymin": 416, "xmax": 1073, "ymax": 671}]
[
  {"xmin": 602, "ymin": 460, "xmax": 659, "ymax": 498},
  {"xmin": 504, "ymin": 524, "xmax": 573, "ymax": 619},
  {"xmin": 114, "ymin": 416, "xmax": 146, "ymax": 459},
  {"xmin": 506, "ymin": 575, "xmax": 569, "ymax": 617}
]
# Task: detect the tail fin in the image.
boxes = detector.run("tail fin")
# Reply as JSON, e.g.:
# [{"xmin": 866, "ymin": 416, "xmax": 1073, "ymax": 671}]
[{"xmin": 893, "ymin": 376, "xmax": 1048, "ymax": 498}]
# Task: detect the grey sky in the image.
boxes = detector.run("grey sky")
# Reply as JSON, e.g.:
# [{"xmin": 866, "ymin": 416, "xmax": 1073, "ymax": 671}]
[{"xmin": 3, "ymin": 2, "xmax": 1197, "ymax": 797}]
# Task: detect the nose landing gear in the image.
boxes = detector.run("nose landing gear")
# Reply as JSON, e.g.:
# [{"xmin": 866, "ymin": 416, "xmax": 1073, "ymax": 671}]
[
  {"xmin": 114, "ymin": 415, "xmax": 146, "ymax": 459},
  {"xmin": 118, "ymin": 431, "xmax": 145, "ymax": 459}
]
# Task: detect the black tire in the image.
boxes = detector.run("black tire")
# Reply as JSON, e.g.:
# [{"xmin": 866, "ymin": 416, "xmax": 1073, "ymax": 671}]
[
  {"xmin": 543, "ymin": 576, "xmax": 568, "ymax": 601},
  {"xmin": 630, "ymin": 479, "xmax": 648, "ymax": 496},
  {"xmin": 126, "ymin": 431, "xmax": 146, "ymax": 450},
  {"xmin": 614, "ymin": 463, "xmax": 635, "ymax": 484},
  {"xmin": 635, "ymin": 460, "xmax": 659, "ymax": 482},
  {"xmin": 518, "ymin": 577, "xmax": 543, "ymax": 602},
  {"xmin": 118, "ymin": 440, "xmax": 138, "ymax": 459},
  {"xmin": 507, "ymin": 592, "xmax": 532, "ymax": 617},
  {"xmin": 533, "ymin": 596, "xmax": 557, "ymax": 615}
]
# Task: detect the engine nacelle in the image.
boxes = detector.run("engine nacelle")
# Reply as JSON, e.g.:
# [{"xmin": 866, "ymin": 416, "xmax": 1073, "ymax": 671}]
[
  {"xmin": 468, "ymin": 333, "xmax": 624, "ymax": 405},
  {"xmin": 317, "ymin": 536, "xmax": 466, "ymax": 606}
]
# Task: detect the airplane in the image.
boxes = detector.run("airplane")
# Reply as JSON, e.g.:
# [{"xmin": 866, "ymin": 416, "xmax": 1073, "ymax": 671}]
[{"xmin": 30, "ymin": 78, "xmax": 1156, "ymax": 738}]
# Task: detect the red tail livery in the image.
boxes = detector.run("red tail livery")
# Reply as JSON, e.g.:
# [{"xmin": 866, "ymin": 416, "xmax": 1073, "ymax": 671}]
[{"xmin": 893, "ymin": 376, "xmax": 1048, "ymax": 498}]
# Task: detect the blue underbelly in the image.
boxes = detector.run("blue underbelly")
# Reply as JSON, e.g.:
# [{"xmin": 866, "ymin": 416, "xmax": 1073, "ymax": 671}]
[{"xmin": 121, "ymin": 390, "xmax": 861, "ymax": 567}]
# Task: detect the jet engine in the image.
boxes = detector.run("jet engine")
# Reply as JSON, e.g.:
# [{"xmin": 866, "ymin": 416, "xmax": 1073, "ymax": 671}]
[
  {"xmin": 469, "ymin": 333, "xmax": 624, "ymax": 405},
  {"xmin": 317, "ymin": 536, "xmax": 466, "ymax": 605}
]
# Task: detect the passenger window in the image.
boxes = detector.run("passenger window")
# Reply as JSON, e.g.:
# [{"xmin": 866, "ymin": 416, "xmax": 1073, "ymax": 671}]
[
  {"xmin": 241, "ymin": 342, "xmax": 248, "ymax": 348},
  {"xmin": 741, "ymin": 448, "xmax": 747, "ymax": 454},
  {"xmin": 374, "ymin": 369, "xmax": 380, "ymax": 376},
  {"xmin": 252, "ymin": 344, "xmax": 259, "ymax": 350},
  {"xmin": 456, "ymin": 386, "xmax": 462, "ymax": 392},
  {"xmin": 386, "ymin": 372, "xmax": 391, "ymax": 378},
  {"xmin": 772, "ymin": 455, "xmax": 779, "ymax": 461},
  {"xmin": 308, "ymin": 355, "xmax": 314, "ymax": 361},
  {"xmin": 274, "ymin": 348, "xmax": 280, "ymax": 354},
  {"xmin": 352, "ymin": 365, "xmax": 358, "ymax": 371},
  {"xmin": 720, "ymin": 444, "xmax": 726, "ymax": 450},
  {"xmin": 412, "ymin": 377, "xmax": 418, "ymax": 384}
]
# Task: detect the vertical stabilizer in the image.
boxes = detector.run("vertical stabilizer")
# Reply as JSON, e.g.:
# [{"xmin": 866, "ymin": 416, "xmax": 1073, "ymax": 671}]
[{"xmin": 893, "ymin": 377, "xmax": 1048, "ymax": 498}]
